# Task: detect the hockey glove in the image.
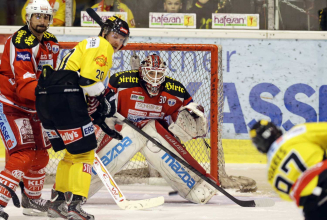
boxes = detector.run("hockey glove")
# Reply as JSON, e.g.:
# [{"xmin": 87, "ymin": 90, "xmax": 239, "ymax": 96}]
[
  {"xmin": 97, "ymin": 89, "xmax": 116, "ymax": 118},
  {"xmin": 91, "ymin": 112, "xmax": 122, "ymax": 140},
  {"xmin": 99, "ymin": 120, "xmax": 123, "ymax": 140}
]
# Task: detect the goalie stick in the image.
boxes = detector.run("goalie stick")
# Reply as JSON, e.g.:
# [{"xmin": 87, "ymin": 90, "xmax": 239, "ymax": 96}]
[
  {"xmin": 114, "ymin": 113, "xmax": 275, "ymax": 208},
  {"xmin": 93, "ymin": 123, "xmax": 165, "ymax": 210}
]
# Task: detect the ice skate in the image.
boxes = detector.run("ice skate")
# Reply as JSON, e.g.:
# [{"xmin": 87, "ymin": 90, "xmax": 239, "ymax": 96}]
[
  {"xmin": 0, "ymin": 206, "xmax": 8, "ymax": 220},
  {"xmin": 22, "ymin": 191, "xmax": 50, "ymax": 216},
  {"xmin": 47, "ymin": 189, "xmax": 68, "ymax": 219},
  {"xmin": 65, "ymin": 192, "xmax": 94, "ymax": 220}
]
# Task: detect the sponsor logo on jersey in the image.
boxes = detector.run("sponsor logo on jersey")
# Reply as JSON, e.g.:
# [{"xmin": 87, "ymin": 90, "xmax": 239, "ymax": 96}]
[
  {"xmin": 118, "ymin": 76, "xmax": 139, "ymax": 84},
  {"xmin": 94, "ymin": 55, "xmax": 108, "ymax": 67},
  {"xmin": 23, "ymin": 72, "xmax": 36, "ymax": 79},
  {"xmin": 58, "ymin": 128, "xmax": 83, "ymax": 145},
  {"xmin": 48, "ymin": 54, "xmax": 53, "ymax": 59},
  {"xmin": 16, "ymin": 52, "xmax": 31, "ymax": 61},
  {"xmin": 130, "ymin": 94, "xmax": 145, "ymax": 102},
  {"xmin": 0, "ymin": 176, "xmax": 18, "ymax": 192},
  {"xmin": 15, "ymin": 30, "xmax": 27, "ymax": 44},
  {"xmin": 14, "ymin": 118, "xmax": 34, "ymax": 144},
  {"xmin": 162, "ymin": 153, "xmax": 196, "ymax": 189},
  {"xmin": 86, "ymin": 38, "xmax": 99, "ymax": 49},
  {"xmin": 41, "ymin": 54, "xmax": 47, "ymax": 59},
  {"xmin": 128, "ymin": 109, "xmax": 147, "ymax": 116},
  {"xmin": 44, "ymin": 129, "xmax": 59, "ymax": 139},
  {"xmin": 0, "ymin": 105, "xmax": 17, "ymax": 150},
  {"xmin": 25, "ymin": 35, "xmax": 36, "ymax": 46},
  {"xmin": 12, "ymin": 170, "xmax": 24, "ymax": 179},
  {"xmin": 165, "ymin": 82, "xmax": 185, "ymax": 93},
  {"xmin": 52, "ymin": 45, "xmax": 59, "ymax": 54},
  {"xmin": 37, "ymin": 59, "xmax": 53, "ymax": 71},
  {"xmin": 28, "ymin": 178, "xmax": 44, "ymax": 186},
  {"xmin": 92, "ymin": 137, "xmax": 132, "ymax": 174},
  {"xmin": 168, "ymin": 99, "xmax": 176, "ymax": 106},
  {"xmin": 132, "ymin": 91, "xmax": 143, "ymax": 94},
  {"xmin": 83, "ymin": 122, "xmax": 95, "ymax": 137},
  {"xmin": 135, "ymin": 102, "xmax": 162, "ymax": 112},
  {"xmin": 43, "ymin": 32, "xmax": 56, "ymax": 39},
  {"xmin": 127, "ymin": 114, "xmax": 146, "ymax": 122},
  {"xmin": 149, "ymin": 112, "xmax": 161, "ymax": 117},
  {"xmin": 83, "ymin": 163, "xmax": 92, "ymax": 175},
  {"xmin": 41, "ymin": 126, "xmax": 51, "ymax": 147}
]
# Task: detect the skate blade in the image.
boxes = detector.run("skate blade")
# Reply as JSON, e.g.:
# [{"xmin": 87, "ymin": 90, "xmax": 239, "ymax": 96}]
[{"xmin": 23, "ymin": 208, "xmax": 47, "ymax": 217}]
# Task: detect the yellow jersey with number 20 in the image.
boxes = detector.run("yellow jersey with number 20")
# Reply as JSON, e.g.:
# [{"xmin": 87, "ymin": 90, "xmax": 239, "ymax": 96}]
[{"xmin": 57, "ymin": 36, "xmax": 114, "ymax": 90}]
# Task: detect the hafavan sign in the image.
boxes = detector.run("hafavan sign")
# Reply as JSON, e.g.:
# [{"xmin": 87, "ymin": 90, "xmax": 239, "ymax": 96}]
[
  {"xmin": 149, "ymin": 13, "xmax": 196, "ymax": 28},
  {"xmin": 212, "ymin": 13, "xmax": 259, "ymax": 29},
  {"xmin": 81, "ymin": 11, "xmax": 128, "ymax": 26}
]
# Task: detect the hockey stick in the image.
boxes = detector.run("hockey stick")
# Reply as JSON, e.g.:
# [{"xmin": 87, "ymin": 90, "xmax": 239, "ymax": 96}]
[
  {"xmin": 92, "ymin": 153, "xmax": 164, "ymax": 210},
  {"xmin": 93, "ymin": 123, "xmax": 164, "ymax": 210},
  {"xmin": 86, "ymin": 8, "xmax": 104, "ymax": 26},
  {"xmin": 114, "ymin": 113, "xmax": 275, "ymax": 208},
  {"xmin": 0, "ymin": 183, "xmax": 20, "ymax": 208}
]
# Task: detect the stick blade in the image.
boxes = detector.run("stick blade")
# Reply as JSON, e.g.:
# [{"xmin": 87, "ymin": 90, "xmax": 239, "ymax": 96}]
[
  {"xmin": 86, "ymin": 8, "xmax": 104, "ymax": 26},
  {"xmin": 119, "ymin": 196, "xmax": 164, "ymax": 210},
  {"xmin": 254, "ymin": 198, "xmax": 275, "ymax": 207}
]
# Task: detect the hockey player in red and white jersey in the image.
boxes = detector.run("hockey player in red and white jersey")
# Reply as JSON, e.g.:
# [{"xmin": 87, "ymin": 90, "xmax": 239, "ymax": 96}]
[
  {"xmin": 0, "ymin": 0, "xmax": 59, "ymax": 218},
  {"xmin": 89, "ymin": 54, "xmax": 218, "ymax": 204}
]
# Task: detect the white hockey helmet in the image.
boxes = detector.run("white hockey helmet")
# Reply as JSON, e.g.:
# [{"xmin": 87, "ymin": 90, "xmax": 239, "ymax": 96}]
[
  {"xmin": 25, "ymin": 0, "xmax": 53, "ymax": 24},
  {"xmin": 140, "ymin": 54, "xmax": 167, "ymax": 96}
]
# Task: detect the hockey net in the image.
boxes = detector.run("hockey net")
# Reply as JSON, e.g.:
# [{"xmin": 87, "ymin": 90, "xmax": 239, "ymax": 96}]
[{"xmin": 45, "ymin": 42, "xmax": 256, "ymax": 191}]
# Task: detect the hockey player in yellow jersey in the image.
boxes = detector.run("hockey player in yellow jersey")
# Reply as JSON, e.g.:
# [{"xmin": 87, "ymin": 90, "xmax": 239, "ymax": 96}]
[
  {"xmin": 250, "ymin": 120, "xmax": 327, "ymax": 220},
  {"xmin": 35, "ymin": 16, "xmax": 129, "ymax": 219}
]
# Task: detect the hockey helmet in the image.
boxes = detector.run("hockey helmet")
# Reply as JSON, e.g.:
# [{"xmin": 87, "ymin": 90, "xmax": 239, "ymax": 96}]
[
  {"xmin": 100, "ymin": 16, "xmax": 130, "ymax": 48},
  {"xmin": 249, "ymin": 120, "xmax": 283, "ymax": 153},
  {"xmin": 25, "ymin": 0, "xmax": 53, "ymax": 24},
  {"xmin": 140, "ymin": 54, "xmax": 167, "ymax": 96}
]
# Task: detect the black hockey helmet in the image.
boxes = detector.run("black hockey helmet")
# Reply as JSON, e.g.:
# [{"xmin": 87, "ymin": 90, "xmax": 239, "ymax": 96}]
[
  {"xmin": 249, "ymin": 120, "xmax": 283, "ymax": 154},
  {"xmin": 99, "ymin": 16, "xmax": 130, "ymax": 47}
]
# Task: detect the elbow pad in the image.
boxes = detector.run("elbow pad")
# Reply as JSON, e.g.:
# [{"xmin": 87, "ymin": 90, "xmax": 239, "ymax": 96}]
[{"xmin": 79, "ymin": 76, "xmax": 105, "ymax": 96}]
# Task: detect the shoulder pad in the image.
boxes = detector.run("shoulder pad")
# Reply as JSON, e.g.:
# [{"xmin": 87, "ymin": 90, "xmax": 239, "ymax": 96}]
[
  {"xmin": 163, "ymin": 77, "xmax": 187, "ymax": 98},
  {"xmin": 110, "ymin": 70, "xmax": 140, "ymax": 88},
  {"xmin": 12, "ymin": 26, "xmax": 38, "ymax": 49},
  {"xmin": 43, "ymin": 31, "xmax": 58, "ymax": 43}
]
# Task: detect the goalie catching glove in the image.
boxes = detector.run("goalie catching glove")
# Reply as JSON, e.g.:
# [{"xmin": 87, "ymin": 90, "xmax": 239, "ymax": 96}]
[{"xmin": 168, "ymin": 102, "xmax": 207, "ymax": 142}]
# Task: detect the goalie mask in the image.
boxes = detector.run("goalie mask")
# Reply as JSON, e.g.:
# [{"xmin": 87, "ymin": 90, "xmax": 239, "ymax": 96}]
[
  {"xmin": 140, "ymin": 54, "xmax": 167, "ymax": 96},
  {"xmin": 99, "ymin": 16, "xmax": 130, "ymax": 49},
  {"xmin": 249, "ymin": 120, "xmax": 283, "ymax": 154}
]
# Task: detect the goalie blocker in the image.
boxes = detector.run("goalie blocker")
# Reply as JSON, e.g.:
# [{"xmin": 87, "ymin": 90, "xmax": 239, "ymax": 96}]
[{"xmin": 89, "ymin": 119, "xmax": 217, "ymax": 204}]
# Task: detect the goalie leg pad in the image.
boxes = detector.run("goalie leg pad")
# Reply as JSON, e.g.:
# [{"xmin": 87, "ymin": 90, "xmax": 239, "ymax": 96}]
[
  {"xmin": 141, "ymin": 120, "xmax": 217, "ymax": 204},
  {"xmin": 88, "ymin": 124, "xmax": 146, "ymax": 198}
]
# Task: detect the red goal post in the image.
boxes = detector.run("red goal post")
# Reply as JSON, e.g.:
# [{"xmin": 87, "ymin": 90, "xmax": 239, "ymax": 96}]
[{"xmin": 49, "ymin": 42, "xmax": 224, "ymax": 185}]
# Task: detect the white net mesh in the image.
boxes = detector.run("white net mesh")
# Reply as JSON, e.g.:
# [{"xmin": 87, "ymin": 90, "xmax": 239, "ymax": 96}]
[{"xmin": 45, "ymin": 43, "xmax": 255, "ymax": 191}]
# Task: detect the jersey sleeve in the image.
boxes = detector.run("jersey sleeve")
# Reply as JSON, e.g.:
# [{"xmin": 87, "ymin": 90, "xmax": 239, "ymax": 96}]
[
  {"xmin": 13, "ymin": 47, "xmax": 38, "ymax": 101},
  {"xmin": 108, "ymin": 72, "xmax": 121, "ymax": 93}
]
